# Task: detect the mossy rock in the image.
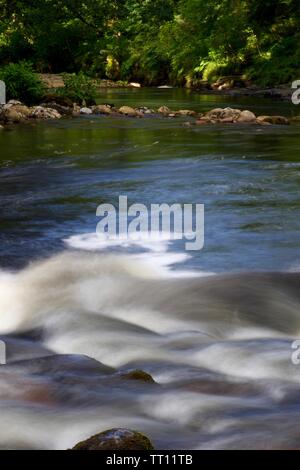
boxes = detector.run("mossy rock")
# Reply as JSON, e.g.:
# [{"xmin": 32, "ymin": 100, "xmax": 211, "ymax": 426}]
[{"xmin": 73, "ymin": 428, "xmax": 154, "ymax": 450}]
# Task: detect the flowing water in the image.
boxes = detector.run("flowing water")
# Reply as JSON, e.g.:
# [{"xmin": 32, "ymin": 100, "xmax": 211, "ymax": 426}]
[{"xmin": 0, "ymin": 89, "xmax": 300, "ymax": 449}]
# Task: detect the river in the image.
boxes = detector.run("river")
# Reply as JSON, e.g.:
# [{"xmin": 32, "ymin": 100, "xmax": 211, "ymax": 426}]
[{"xmin": 0, "ymin": 88, "xmax": 300, "ymax": 449}]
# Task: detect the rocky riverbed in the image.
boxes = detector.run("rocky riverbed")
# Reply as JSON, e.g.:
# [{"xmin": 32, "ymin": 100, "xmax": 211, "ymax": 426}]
[{"xmin": 0, "ymin": 96, "xmax": 297, "ymax": 129}]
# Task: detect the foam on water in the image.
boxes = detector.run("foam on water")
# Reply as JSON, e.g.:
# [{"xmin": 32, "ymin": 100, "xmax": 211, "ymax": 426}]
[
  {"xmin": 0, "ymin": 249, "xmax": 300, "ymax": 449},
  {"xmin": 64, "ymin": 231, "xmax": 212, "ymax": 279}
]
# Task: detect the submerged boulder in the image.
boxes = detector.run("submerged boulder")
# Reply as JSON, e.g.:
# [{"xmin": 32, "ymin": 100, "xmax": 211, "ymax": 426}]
[{"xmin": 73, "ymin": 428, "xmax": 154, "ymax": 450}]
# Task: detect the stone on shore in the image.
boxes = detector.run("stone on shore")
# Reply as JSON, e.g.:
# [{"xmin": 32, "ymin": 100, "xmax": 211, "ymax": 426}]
[{"xmin": 73, "ymin": 429, "xmax": 154, "ymax": 450}]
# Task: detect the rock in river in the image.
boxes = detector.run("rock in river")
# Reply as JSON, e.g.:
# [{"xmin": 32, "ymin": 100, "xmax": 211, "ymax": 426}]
[
  {"xmin": 118, "ymin": 106, "xmax": 142, "ymax": 117},
  {"xmin": 30, "ymin": 106, "xmax": 62, "ymax": 120},
  {"xmin": 80, "ymin": 107, "xmax": 93, "ymax": 115},
  {"xmin": 73, "ymin": 428, "xmax": 154, "ymax": 450},
  {"xmin": 257, "ymin": 115, "xmax": 290, "ymax": 125},
  {"xmin": 237, "ymin": 110, "xmax": 257, "ymax": 123},
  {"xmin": 92, "ymin": 104, "xmax": 113, "ymax": 115}
]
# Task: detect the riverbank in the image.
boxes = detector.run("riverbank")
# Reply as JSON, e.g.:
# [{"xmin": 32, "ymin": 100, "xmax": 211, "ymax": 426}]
[{"xmin": 39, "ymin": 74, "xmax": 293, "ymax": 101}]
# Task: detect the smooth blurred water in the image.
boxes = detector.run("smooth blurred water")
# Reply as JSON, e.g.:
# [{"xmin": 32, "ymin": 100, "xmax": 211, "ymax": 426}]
[{"xmin": 0, "ymin": 89, "xmax": 300, "ymax": 450}]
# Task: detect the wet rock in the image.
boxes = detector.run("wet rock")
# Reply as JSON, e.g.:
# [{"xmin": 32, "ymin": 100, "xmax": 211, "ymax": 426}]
[
  {"xmin": 2, "ymin": 108, "xmax": 24, "ymax": 123},
  {"xmin": 80, "ymin": 107, "xmax": 93, "ymax": 115},
  {"xmin": 118, "ymin": 106, "xmax": 142, "ymax": 117},
  {"xmin": 1, "ymin": 102, "xmax": 31, "ymax": 122},
  {"xmin": 4, "ymin": 100, "xmax": 23, "ymax": 107},
  {"xmin": 73, "ymin": 428, "xmax": 154, "ymax": 450},
  {"xmin": 158, "ymin": 105, "xmax": 171, "ymax": 115},
  {"xmin": 118, "ymin": 369, "xmax": 156, "ymax": 384},
  {"xmin": 206, "ymin": 107, "xmax": 241, "ymax": 122},
  {"xmin": 237, "ymin": 110, "xmax": 256, "ymax": 123},
  {"xmin": 177, "ymin": 109, "xmax": 197, "ymax": 117},
  {"xmin": 137, "ymin": 106, "xmax": 154, "ymax": 115},
  {"xmin": 221, "ymin": 116, "xmax": 234, "ymax": 123},
  {"xmin": 40, "ymin": 102, "xmax": 73, "ymax": 116},
  {"xmin": 129, "ymin": 82, "xmax": 141, "ymax": 88},
  {"xmin": 92, "ymin": 104, "xmax": 113, "ymax": 115},
  {"xmin": 11, "ymin": 105, "xmax": 31, "ymax": 117},
  {"xmin": 196, "ymin": 116, "xmax": 212, "ymax": 125},
  {"xmin": 30, "ymin": 106, "xmax": 61, "ymax": 119},
  {"xmin": 72, "ymin": 104, "xmax": 81, "ymax": 116},
  {"xmin": 205, "ymin": 108, "xmax": 223, "ymax": 119},
  {"xmin": 257, "ymin": 115, "xmax": 290, "ymax": 125}
]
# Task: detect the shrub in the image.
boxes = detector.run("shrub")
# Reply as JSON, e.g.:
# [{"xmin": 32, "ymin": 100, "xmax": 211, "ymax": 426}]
[
  {"xmin": 0, "ymin": 62, "xmax": 45, "ymax": 104},
  {"xmin": 59, "ymin": 72, "xmax": 97, "ymax": 105}
]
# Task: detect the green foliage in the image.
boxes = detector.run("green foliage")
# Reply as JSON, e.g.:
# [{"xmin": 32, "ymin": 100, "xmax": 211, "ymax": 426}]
[
  {"xmin": 59, "ymin": 72, "xmax": 97, "ymax": 105},
  {"xmin": 0, "ymin": 0, "xmax": 299, "ymax": 87},
  {"xmin": 0, "ymin": 62, "xmax": 45, "ymax": 103}
]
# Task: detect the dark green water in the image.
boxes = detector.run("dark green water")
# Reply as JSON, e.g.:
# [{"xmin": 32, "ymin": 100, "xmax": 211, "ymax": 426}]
[{"xmin": 0, "ymin": 88, "xmax": 299, "ymax": 272}]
